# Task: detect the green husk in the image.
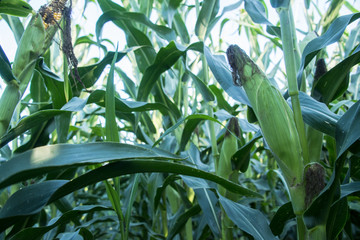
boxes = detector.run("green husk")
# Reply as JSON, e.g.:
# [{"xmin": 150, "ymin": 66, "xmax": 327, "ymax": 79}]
[
  {"xmin": 226, "ymin": 45, "xmax": 305, "ymax": 213},
  {"xmin": 0, "ymin": 13, "xmax": 59, "ymax": 137}
]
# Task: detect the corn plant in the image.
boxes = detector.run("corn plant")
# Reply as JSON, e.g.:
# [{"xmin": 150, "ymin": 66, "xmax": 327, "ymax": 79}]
[{"xmin": 0, "ymin": 0, "xmax": 359, "ymax": 239}]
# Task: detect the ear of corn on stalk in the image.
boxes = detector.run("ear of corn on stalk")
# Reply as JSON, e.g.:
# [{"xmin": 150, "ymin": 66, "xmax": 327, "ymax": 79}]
[
  {"xmin": 216, "ymin": 117, "xmax": 240, "ymax": 238},
  {"xmin": 226, "ymin": 44, "xmax": 305, "ymax": 213},
  {"xmin": 0, "ymin": 2, "xmax": 64, "ymax": 137},
  {"xmin": 216, "ymin": 117, "xmax": 240, "ymax": 197}
]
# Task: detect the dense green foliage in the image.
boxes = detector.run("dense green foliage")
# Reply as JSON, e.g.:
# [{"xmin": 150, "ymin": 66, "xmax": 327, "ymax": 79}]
[{"xmin": 0, "ymin": 0, "xmax": 359, "ymax": 239}]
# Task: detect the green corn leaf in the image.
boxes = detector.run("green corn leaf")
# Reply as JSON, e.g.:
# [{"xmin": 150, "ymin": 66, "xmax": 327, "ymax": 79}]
[
  {"xmin": 297, "ymin": 13, "xmax": 360, "ymax": 86},
  {"xmin": 204, "ymin": 46, "xmax": 251, "ymax": 106},
  {"xmin": 219, "ymin": 194, "xmax": 276, "ymax": 240},
  {"xmin": 136, "ymin": 41, "xmax": 202, "ymax": 102},
  {"xmin": 0, "ymin": 45, "xmax": 15, "ymax": 82},
  {"xmin": 166, "ymin": 204, "xmax": 201, "ymax": 240},
  {"xmin": 105, "ymin": 48, "xmax": 119, "ymax": 142},
  {"xmin": 186, "ymin": 70, "xmax": 215, "ymax": 102},
  {"xmin": 269, "ymin": 202, "xmax": 295, "ymax": 236},
  {"xmin": 195, "ymin": 0, "xmax": 219, "ymax": 40},
  {"xmin": 96, "ymin": 10, "xmax": 176, "ymax": 42},
  {"xmin": 0, "ymin": 0, "xmax": 32, "ymax": 17},
  {"xmin": 244, "ymin": 0, "xmax": 272, "ymax": 25},
  {"xmin": 70, "ymin": 51, "xmax": 127, "ymax": 92},
  {"xmin": 336, "ymin": 100, "xmax": 360, "ymax": 158},
  {"xmin": 98, "ymin": 0, "xmax": 156, "ymax": 73},
  {"xmin": 1, "ymin": 15, "xmax": 24, "ymax": 44},
  {"xmin": 9, "ymin": 205, "xmax": 112, "ymax": 240},
  {"xmin": 296, "ymin": 92, "xmax": 340, "ymax": 137},
  {"xmin": 312, "ymin": 47, "xmax": 360, "ymax": 104},
  {"xmin": 87, "ymin": 90, "xmax": 170, "ymax": 115},
  {"xmin": 0, "ymin": 159, "xmax": 261, "ymax": 231},
  {"xmin": 0, "ymin": 143, "xmax": 183, "ymax": 189}
]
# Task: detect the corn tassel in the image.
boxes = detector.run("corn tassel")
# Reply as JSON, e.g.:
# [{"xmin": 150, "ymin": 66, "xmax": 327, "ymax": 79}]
[{"xmin": 227, "ymin": 45, "xmax": 305, "ymax": 213}]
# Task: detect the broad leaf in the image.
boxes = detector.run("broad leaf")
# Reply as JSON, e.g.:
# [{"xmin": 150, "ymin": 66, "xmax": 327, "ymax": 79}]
[
  {"xmin": 297, "ymin": 92, "xmax": 340, "ymax": 137},
  {"xmin": 269, "ymin": 202, "xmax": 295, "ymax": 236},
  {"xmin": 9, "ymin": 205, "xmax": 112, "ymax": 240},
  {"xmin": 336, "ymin": 100, "xmax": 360, "ymax": 158},
  {"xmin": 0, "ymin": 143, "xmax": 183, "ymax": 189},
  {"xmin": 96, "ymin": 10, "xmax": 176, "ymax": 42},
  {"xmin": 195, "ymin": 0, "xmax": 220, "ymax": 40},
  {"xmin": 219, "ymin": 194, "xmax": 276, "ymax": 240},
  {"xmin": 244, "ymin": 0, "xmax": 272, "ymax": 25},
  {"xmin": 0, "ymin": 45, "xmax": 15, "ymax": 82},
  {"xmin": 204, "ymin": 46, "xmax": 251, "ymax": 106},
  {"xmin": 0, "ymin": 0, "xmax": 32, "ymax": 17},
  {"xmin": 312, "ymin": 47, "xmax": 360, "ymax": 104},
  {"xmin": 297, "ymin": 13, "xmax": 360, "ymax": 86}
]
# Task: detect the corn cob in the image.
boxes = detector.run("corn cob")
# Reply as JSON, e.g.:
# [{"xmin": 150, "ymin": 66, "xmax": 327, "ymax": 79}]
[
  {"xmin": 216, "ymin": 117, "xmax": 240, "ymax": 196},
  {"xmin": 227, "ymin": 45, "xmax": 305, "ymax": 213},
  {"xmin": 0, "ymin": 3, "xmax": 63, "ymax": 137},
  {"xmin": 217, "ymin": 117, "xmax": 240, "ymax": 239}
]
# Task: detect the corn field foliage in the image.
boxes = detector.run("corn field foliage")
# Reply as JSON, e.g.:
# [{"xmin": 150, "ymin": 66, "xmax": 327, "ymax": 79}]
[{"xmin": 0, "ymin": 0, "xmax": 360, "ymax": 239}]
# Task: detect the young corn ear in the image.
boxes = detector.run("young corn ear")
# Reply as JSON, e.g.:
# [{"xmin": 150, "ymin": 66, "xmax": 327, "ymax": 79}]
[
  {"xmin": 0, "ymin": 12, "xmax": 60, "ymax": 137},
  {"xmin": 226, "ymin": 45, "xmax": 305, "ymax": 212},
  {"xmin": 216, "ymin": 117, "xmax": 240, "ymax": 239},
  {"xmin": 216, "ymin": 117, "xmax": 240, "ymax": 197}
]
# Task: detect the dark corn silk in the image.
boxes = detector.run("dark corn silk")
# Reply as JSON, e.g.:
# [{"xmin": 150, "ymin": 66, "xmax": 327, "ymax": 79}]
[
  {"xmin": 314, "ymin": 58, "xmax": 327, "ymax": 82},
  {"xmin": 305, "ymin": 163, "xmax": 326, "ymax": 207}
]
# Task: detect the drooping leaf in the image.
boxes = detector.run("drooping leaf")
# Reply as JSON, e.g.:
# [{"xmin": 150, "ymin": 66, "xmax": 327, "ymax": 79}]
[
  {"xmin": 96, "ymin": 10, "xmax": 176, "ymax": 42},
  {"xmin": 244, "ymin": 0, "xmax": 272, "ymax": 25},
  {"xmin": 0, "ymin": 109, "xmax": 71, "ymax": 148},
  {"xmin": 87, "ymin": 90, "xmax": 169, "ymax": 114},
  {"xmin": 195, "ymin": 0, "xmax": 220, "ymax": 40},
  {"xmin": 0, "ymin": 143, "xmax": 183, "ymax": 189},
  {"xmin": 166, "ymin": 204, "xmax": 202, "ymax": 240},
  {"xmin": 326, "ymin": 197, "xmax": 348, "ymax": 239},
  {"xmin": 340, "ymin": 181, "xmax": 360, "ymax": 199},
  {"xmin": 232, "ymin": 131, "xmax": 262, "ymax": 172},
  {"xmin": 193, "ymin": 188, "xmax": 221, "ymax": 238},
  {"xmin": 5, "ymin": 160, "xmax": 263, "ymax": 230},
  {"xmin": 137, "ymin": 41, "xmax": 202, "ymax": 102},
  {"xmin": 70, "ymin": 51, "xmax": 127, "ymax": 91},
  {"xmin": 336, "ymin": 100, "xmax": 360, "ymax": 158},
  {"xmin": 50, "ymin": 160, "xmax": 261, "ymax": 202},
  {"xmin": 204, "ymin": 46, "xmax": 251, "ymax": 106},
  {"xmin": 269, "ymin": 202, "xmax": 295, "ymax": 236},
  {"xmin": 312, "ymin": 47, "xmax": 360, "ymax": 104},
  {"xmin": 0, "ymin": 0, "xmax": 32, "ymax": 17},
  {"xmin": 0, "ymin": 45, "xmax": 15, "ymax": 82},
  {"xmin": 219, "ymin": 194, "xmax": 276, "ymax": 240},
  {"xmin": 297, "ymin": 92, "xmax": 340, "ymax": 137},
  {"xmin": 297, "ymin": 13, "xmax": 360, "ymax": 86},
  {"xmin": 9, "ymin": 205, "xmax": 112, "ymax": 240},
  {"xmin": 186, "ymin": 71, "xmax": 215, "ymax": 102},
  {"xmin": 0, "ymin": 180, "xmax": 68, "ymax": 232}
]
